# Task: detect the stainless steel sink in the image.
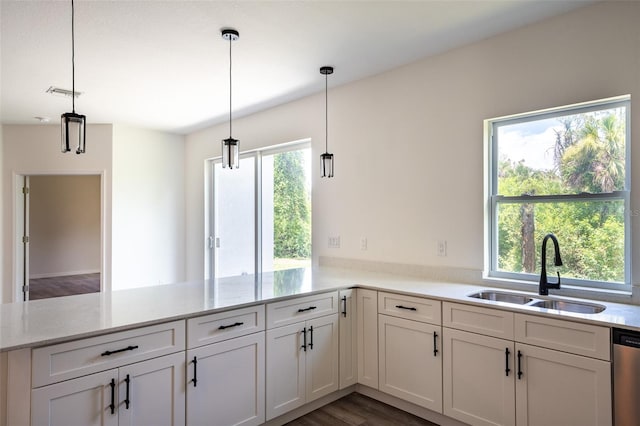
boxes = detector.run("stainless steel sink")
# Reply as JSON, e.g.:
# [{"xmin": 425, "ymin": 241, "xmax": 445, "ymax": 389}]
[
  {"xmin": 528, "ymin": 299, "xmax": 606, "ymax": 314},
  {"xmin": 467, "ymin": 290, "xmax": 606, "ymax": 314},
  {"xmin": 467, "ymin": 291, "xmax": 534, "ymax": 305}
]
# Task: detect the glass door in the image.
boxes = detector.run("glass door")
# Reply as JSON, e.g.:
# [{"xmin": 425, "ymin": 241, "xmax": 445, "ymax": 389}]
[{"xmin": 212, "ymin": 156, "xmax": 256, "ymax": 278}]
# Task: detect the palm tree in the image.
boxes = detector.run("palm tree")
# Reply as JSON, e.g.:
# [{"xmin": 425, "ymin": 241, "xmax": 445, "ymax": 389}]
[{"xmin": 560, "ymin": 113, "xmax": 625, "ymax": 193}]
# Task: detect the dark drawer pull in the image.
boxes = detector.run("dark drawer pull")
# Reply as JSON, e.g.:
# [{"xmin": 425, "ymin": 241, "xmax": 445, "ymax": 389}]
[
  {"xmin": 395, "ymin": 305, "xmax": 417, "ymax": 311},
  {"xmin": 109, "ymin": 378, "xmax": 116, "ymax": 414},
  {"xmin": 342, "ymin": 296, "xmax": 347, "ymax": 317},
  {"xmin": 433, "ymin": 331, "xmax": 439, "ymax": 357},
  {"xmin": 218, "ymin": 321, "xmax": 244, "ymax": 330},
  {"xmin": 101, "ymin": 345, "xmax": 139, "ymax": 357},
  {"xmin": 517, "ymin": 350, "xmax": 523, "ymax": 380},
  {"xmin": 190, "ymin": 356, "xmax": 198, "ymax": 387},
  {"xmin": 124, "ymin": 374, "xmax": 131, "ymax": 409},
  {"xmin": 297, "ymin": 306, "xmax": 317, "ymax": 313},
  {"xmin": 505, "ymin": 348, "xmax": 511, "ymax": 377},
  {"xmin": 301, "ymin": 327, "xmax": 307, "ymax": 352}
]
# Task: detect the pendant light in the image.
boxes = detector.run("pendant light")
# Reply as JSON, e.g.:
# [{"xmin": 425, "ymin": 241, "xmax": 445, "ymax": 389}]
[
  {"xmin": 221, "ymin": 28, "xmax": 240, "ymax": 169},
  {"xmin": 320, "ymin": 66, "xmax": 334, "ymax": 178},
  {"xmin": 61, "ymin": 0, "xmax": 86, "ymax": 154}
]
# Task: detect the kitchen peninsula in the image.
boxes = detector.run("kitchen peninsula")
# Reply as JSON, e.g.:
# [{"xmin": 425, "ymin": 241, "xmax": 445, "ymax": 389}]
[{"xmin": 2, "ymin": 266, "xmax": 639, "ymax": 426}]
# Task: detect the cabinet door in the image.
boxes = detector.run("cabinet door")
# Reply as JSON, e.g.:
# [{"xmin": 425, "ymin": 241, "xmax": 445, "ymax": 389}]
[
  {"xmin": 443, "ymin": 328, "xmax": 515, "ymax": 426},
  {"xmin": 378, "ymin": 315, "xmax": 442, "ymax": 412},
  {"xmin": 339, "ymin": 289, "xmax": 357, "ymax": 389},
  {"xmin": 31, "ymin": 369, "xmax": 119, "ymax": 426},
  {"xmin": 118, "ymin": 352, "xmax": 185, "ymax": 426},
  {"xmin": 306, "ymin": 314, "xmax": 339, "ymax": 402},
  {"xmin": 266, "ymin": 322, "xmax": 306, "ymax": 420},
  {"xmin": 515, "ymin": 343, "xmax": 612, "ymax": 426},
  {"xmin": 357, "ymin": 288, "xmax": 378, "ymax": 389},
  {"xmin": 186, "ymin": 332, "xmax": 265, "ymax": 426}
]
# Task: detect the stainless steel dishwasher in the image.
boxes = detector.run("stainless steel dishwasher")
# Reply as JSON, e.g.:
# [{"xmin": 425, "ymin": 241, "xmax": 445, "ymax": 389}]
[{"xmin": 613, "ymin": 328, "xmax": 640, "ymax": 426}]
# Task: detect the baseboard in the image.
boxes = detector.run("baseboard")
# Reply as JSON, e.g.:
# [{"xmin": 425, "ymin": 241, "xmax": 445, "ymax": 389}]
[{"xmin": 29, "ymin": 270, "xmax": 100, "ymax": 279}]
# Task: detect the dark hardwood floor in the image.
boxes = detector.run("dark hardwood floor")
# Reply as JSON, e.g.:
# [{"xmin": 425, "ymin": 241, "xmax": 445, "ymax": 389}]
[
  {"xmin": 285, "ymin": 393, "xmax": 439, "ymax": 426},
  {"xmin": 29, "ymin": 273, "xmax": 101, "ymax": 300}
]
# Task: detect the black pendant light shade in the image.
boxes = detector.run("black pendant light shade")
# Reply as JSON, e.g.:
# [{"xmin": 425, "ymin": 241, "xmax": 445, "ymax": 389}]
[
  {"xmin": 221, "ymin": 28, "xmax": 240, "ymax": 169},
  {"xmin": 320, "ymin": 66, "xmax": 334, "ymax": 178},
  {"xmin": 61, "ymin": 0, "xmax": 86, "ymax": 154},
  {"xmin": 61, "ymin": 112, "xmax": 86, "ymax": 154}
]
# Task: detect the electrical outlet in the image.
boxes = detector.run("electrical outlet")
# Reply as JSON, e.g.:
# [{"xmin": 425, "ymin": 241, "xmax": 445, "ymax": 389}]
[
  {"xmin": 437, "ymin": 240, "xmax": 447, "ymax": 257},
  {"xmin": 360, "ymin": 237, "xmax": 368, "ymax": 251},
  {"xmin": 328, "ymin": 236, "xmax": 341, "ymax": 249}
]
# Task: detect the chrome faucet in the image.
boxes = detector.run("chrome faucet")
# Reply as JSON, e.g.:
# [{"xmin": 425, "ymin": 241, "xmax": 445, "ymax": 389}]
[{"xmin": 539, "ymin": 233, "xmax": 563, "ymax": 295}]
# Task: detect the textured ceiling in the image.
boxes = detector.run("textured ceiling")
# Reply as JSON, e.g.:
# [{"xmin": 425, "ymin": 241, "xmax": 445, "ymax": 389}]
[{"xmin": 0, "ymin": 0, "xmax": 595, "ymax": 135}]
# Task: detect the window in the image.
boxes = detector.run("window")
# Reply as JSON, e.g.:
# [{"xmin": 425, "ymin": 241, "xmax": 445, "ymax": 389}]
[
  {"xmin": 209, "ymin": 141, "xmax": 311, "ymax": 279},
  {"xmin": 487, "ymin": 96, "xmax": 630, "ymax": 291}
]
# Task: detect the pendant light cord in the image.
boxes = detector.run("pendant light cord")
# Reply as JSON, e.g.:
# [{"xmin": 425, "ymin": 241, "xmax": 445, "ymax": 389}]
[
  {"xmin": 71, "ymin": 0, "xmax": 75, "ymax": 113},
  {"xmin": 325, "ymin": 71, "xmax": 328, "ymax": 153},
  {"xmin": 228, "ymin": 34, "xmax": 232, "ymax": 138}
]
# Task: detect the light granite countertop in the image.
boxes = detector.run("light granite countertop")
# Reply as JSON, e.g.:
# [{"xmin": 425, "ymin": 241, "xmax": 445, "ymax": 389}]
[{"xmin": 2, "ymin": 266, "xmax": 640, "ymax": 352}]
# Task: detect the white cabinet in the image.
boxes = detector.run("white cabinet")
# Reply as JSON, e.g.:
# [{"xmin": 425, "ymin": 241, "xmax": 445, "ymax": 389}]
[
  {"xmin": 31, "ymin": 322, "xmax": 186, "ymax": 426},
  {"xmin": 117, "ymin": 352, "xmax": 185, "ymax": 426},
  {"xmin": 378, "ymin": 314, "xmax": 442, "ymax": 411},
  {"xmin": 32, "ymin": 369, "xmax": 119, "ymax": 426},
  {"xmin": 442, "ymin": 302, "xmax": 612, "ymax": 426},
  {"xmin": 185, "ymin": 305, "xmax": 265, "ymax": 426},
  {"xmin": 377, "ymin": 293, "xmax": 442, "ymax": 412},
  {"xmin": 186, "ymin": 332, "xmax": 265, "ymax": 426},
  {"xmin": 265, "ymin": 292, "xmax": 339, "ymax": 421},
  {"xmin": 32, "ymin": 352, "xmax": 185, "ymax": 426},
  {"xmin": 339, "ymin": 289, "xmax": 357, "ymax": 389},
  {"xmin": 515, "ymin": 344, "xmax": 611, "ymax": 426},
  {"xmin": 443, "ymin": 328, "xmax": 515, "ymax": 426},
  {"xmin": 356, "ymin": 288, "xmax": 378, "ymax": 389}
]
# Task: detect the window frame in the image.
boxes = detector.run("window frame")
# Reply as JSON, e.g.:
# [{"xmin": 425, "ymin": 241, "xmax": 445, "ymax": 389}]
[
  {"xmin": 487, "ymin": 96, "xmax": 631, "ymax": 292},
  {"xmin": 207, "ymin": 139, "xmax": 311, "ymax": 281}
]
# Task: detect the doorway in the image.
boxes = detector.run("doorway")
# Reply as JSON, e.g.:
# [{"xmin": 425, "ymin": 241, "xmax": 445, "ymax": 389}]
[{"xmin": 17, "ymin": 174, "xmax": 102, "ymax": 301}]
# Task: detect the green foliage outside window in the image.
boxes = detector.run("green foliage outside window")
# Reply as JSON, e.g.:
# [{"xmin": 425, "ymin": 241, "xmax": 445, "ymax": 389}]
[
  {"xmin": 496, "ymin": 108, "xmax": 626, "ymax": 283},
  {"xmin": 273, "ymin": 150, "xmax": 311, "ymax": 260}
]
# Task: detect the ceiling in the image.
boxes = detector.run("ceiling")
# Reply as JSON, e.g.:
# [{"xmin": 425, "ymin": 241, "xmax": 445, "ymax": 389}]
[{"xmin": 0, "ymin": 0, "xmax": 595, "ymax": 135}]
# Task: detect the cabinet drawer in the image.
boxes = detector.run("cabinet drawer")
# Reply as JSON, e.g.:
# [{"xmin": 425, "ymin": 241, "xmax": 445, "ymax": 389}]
[
  {"xmin": 187, "ymin": 305, "xmax": 265, "ymax": 348},
  {"xmin": 443, "ymin": 302, "xmax": 514, "ymax": 340},
  {"xmin": 515, "ymin": 314, "xmax": 610, "ymax": 360},
  {"xmin": 32, "ymin": 320, "xmax": 185, "ymax": 388},
  {"xmin": 266, "ymin": 292, "xmax": 338, "ymax": 329},
  {"xmin": 378, "ymin": 292, "xmax": 441, "ymax": 325}
]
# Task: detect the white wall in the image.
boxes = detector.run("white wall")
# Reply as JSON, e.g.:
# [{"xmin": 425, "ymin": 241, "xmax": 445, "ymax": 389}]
[
  {"xmin": 185, "ymin": 3, "xmax": 640, "ymax": 290},
  {"xmin": 29, "ymin": 175, "xmax": 101, "ymax": 278},
  {"xmin": 0, "ymin": 125, "xmax": 4, "ymax": 304},
  {"xmin": 111, "ymin": 125, "xmax": 185, "ymax": 290},
  {"xmin": 1, "ymin": 124, "xmax": 113, "ymax": 303}
]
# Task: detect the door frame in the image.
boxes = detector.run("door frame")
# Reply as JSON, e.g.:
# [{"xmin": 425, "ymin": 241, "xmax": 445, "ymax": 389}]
[{"xmin": 12, "ymin": 170, "xmax": 107, "ymax": 302}]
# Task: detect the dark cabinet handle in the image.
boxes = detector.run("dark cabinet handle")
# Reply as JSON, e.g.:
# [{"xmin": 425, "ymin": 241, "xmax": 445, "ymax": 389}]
[
  {"xmin": 190, "ymin": 356, "xmax": 198, "ymax": 387},
  {"xmin": 309, "ymin": 326, "xmax": 314, "ymax": 350},
  {"xmin": 101, "ymin": 345, "xmax": 139, "ymax": 357},
  {"xmin": 342, "ymin": 296, "xmax": 347, "ymax": 317},
  {"xmin": 505, "ymin": 348, "xmax": 511, "ymax": 377},
  {"xmin": 395, "ymin": 305, "xmax": 417, "ymax": 311},
  {"xmin": 517, "ymin": 350, "xmax": 523, "ymax": 380},
  {"xmin": 300, "ymin": 327, "xmax": 307, "ymax": 351},
  {"xmin": 109, "ymin": 378, "xmax": 116, "ymax": 414},
  {"xmin": 218, "ymin": 321, "xmax": 244, "ymax": 330},
  {"xmin": 297, "ymin": 306, "xmax": 317, "ymax": 313},
  {"xmin": 124, "ymin": 374, "xmax": 131, "ymax": 409},
  {"xmin": 433, "ymin": 331, "xmax": 439, "ymax": 356}
]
